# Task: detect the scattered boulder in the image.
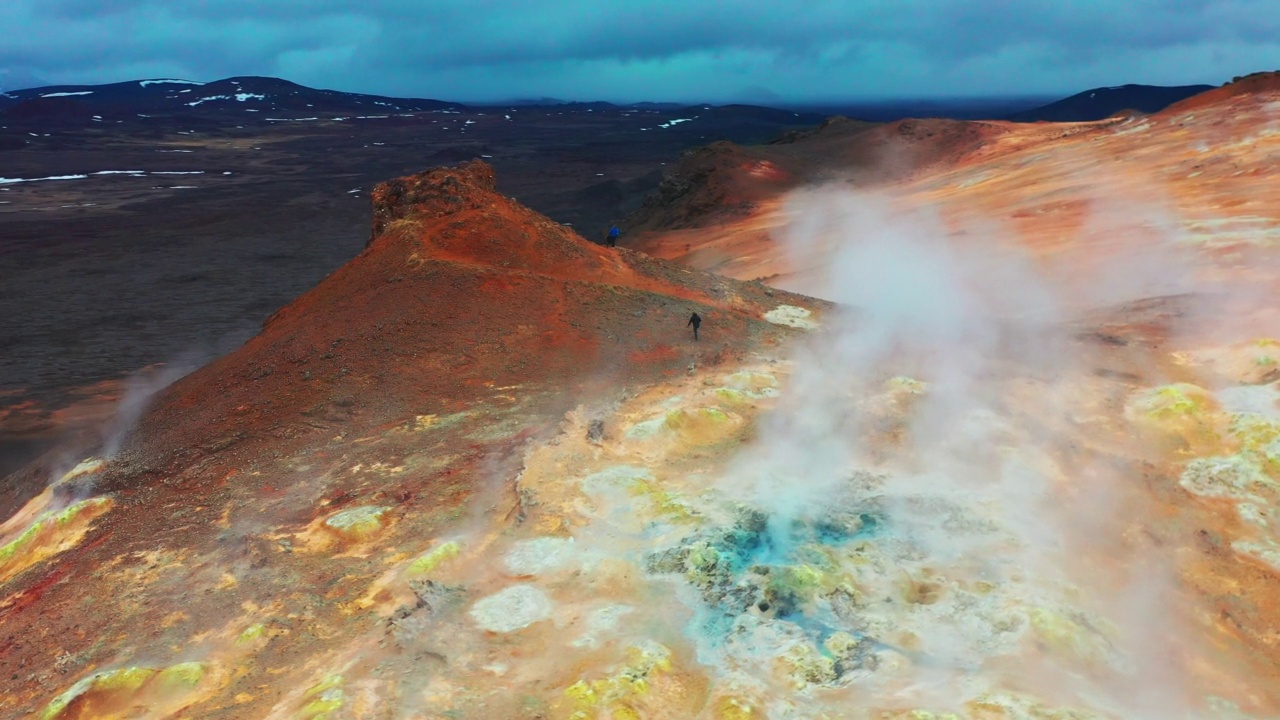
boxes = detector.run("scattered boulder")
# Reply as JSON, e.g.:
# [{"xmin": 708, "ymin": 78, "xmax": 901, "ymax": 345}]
[{"xmin": 587, "ymin": 419, "xmax": 606, "ymax": 443}]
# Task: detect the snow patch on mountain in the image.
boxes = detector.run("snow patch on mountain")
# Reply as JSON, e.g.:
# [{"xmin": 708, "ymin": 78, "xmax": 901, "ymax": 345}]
[{"xmin": 139, "ymin": 79, "xmax": 205, "ymax": 87}]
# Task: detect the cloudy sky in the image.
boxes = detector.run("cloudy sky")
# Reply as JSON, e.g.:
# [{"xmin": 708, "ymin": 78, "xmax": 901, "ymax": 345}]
[{"xmin": 2, "ymin": 0, "xmax": 1277, "ymax": 102}]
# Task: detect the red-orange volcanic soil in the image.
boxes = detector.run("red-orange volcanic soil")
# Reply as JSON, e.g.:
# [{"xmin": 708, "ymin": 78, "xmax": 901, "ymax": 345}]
[
  {"xmin": 124, "ymin": 160, "xmax": 814, "ymax": 470},
  {"xmin": 622, "ymin": 73, "xmax": 1280, "ymax": 711},
  {"xmin": 0, "ymin": 160, "xmax": 823, "ymax": 718},
  {"xmin": 6, "ymin": 78, "xmax": 1280, "ymax": 720},
  {"xmin": 630, "ymin": 74, "xmax": 1280, "ymax": 302}
]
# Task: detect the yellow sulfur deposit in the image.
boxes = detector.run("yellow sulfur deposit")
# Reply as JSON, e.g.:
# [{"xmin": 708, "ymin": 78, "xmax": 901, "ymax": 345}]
[
  {"xmin": 42, "ymin": 661, "xmax": 209, "ymax": 719},
  {"xmin": 0, "ymin": 496, "xmax": 113, "ymax": 583},
  {"xmin": 1125, "ymin": 383, "xmax": 1224, "ymax": 453},
  {"xmin": 777, "ymin": 643, "xmax": 837, "ymax": 688},
  {"xmin": 628, "ymin": 477, "xmax": 700, "ymax": 522},
  {"xmin": 299, "ymin": 674, "xmax": 345, "ymax": 720},
  {"xmin": 1026, "ymin": 606, "xmax": 1116, "ymax": 668},
  {"xmin": 236, "ymin": 623, "xmax": 268, "ymax": 647},
  {"xmin": 322, "ymin": 506, "xmax": 390, "ymax": 541},
  {"xmin": 714, "ymin": 694, "xmax": 762, "ymax": 720},
  {"xmin": 562, "ymin": 643, "xmax": 673, "ymax": 719},
  {"xmin": 408, "ymin": 540, "xmax": 462, "ymax": 575}
]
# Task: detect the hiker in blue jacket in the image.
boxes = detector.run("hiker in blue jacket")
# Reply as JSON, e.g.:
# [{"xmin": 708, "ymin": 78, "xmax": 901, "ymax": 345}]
[{"xmin": 607, "ymin": 225, "xmax": 620, "ymax": 247}]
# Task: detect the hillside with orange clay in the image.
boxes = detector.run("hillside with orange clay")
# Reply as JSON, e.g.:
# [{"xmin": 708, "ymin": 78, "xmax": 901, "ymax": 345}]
[
  {"xmin": 627, "ymin": 117, "xmax": 1012, "ymax": 279},
  {"xmin": 0, "ymin": 160, "xmax": 825, "ymax": 719},
  {"xmin": 1164, "ymin": 70, "xmax": 1280, "ymax": 113},
  {"xmin": 627, "ymin": 117, "xmax": 999, "ymax": 237},
  {"xmin": 116, "ymin": 160, "xmax": 819, "ymax": 477},
  {"xmin": 630, "ymin": 79, "xmax": 1280, "ymax": 301},
  {"xmin": 7, "ymin": 83, "xmax": 1280, "ymax": 720}
]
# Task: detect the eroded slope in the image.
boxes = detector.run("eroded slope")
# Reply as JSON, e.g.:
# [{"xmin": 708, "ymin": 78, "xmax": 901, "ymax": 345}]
[{"xmin": 0, "ymin": 161, "xmax": 823, "ymax": 718}]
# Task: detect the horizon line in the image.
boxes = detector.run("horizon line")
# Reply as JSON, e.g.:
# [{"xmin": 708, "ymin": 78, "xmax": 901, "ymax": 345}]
[{"xmin": 0, "ymin": 73, "xmax": 1228, "ymax": 108}]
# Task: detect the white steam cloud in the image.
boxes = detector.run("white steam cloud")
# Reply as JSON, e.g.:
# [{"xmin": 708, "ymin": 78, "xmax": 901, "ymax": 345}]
[
  {"xmin": 101, "ymin": 356, "xmax": 205, "ymax": 459},
  {"xmin": 715, "ymin": 186, "xmax": 1210, "ymax": 717},
  {"xmin": 33, "ymin": 352, "xmax": 210, "ymax": 507}
]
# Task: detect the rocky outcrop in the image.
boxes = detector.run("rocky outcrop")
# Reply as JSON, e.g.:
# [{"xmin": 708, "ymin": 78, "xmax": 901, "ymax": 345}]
[
  {"xmin": 368, "ymin": 159, "xmax": 498, "ymax": 244},
  {"xmin": 625, "ymin": 142, "xmax": 779, "ymax": 233},
  {"xmin": 1163, "ymin": 70, "xmax": 1280, "ymax": 114},
  {"xmin": 119, "ymin": 160, "xmax": 817, "ymax": 473}
]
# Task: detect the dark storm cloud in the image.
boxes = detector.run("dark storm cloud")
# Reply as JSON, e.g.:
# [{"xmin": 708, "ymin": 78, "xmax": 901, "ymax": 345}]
[{"xmin": 3, "ymin": 0, "xmax": 1278, "ymax": 101}]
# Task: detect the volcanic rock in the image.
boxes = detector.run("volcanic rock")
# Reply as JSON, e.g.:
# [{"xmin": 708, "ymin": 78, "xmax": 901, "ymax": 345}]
[{"xmin": 0, "ymin": 159, "xmax": 822, "ymax": 717}]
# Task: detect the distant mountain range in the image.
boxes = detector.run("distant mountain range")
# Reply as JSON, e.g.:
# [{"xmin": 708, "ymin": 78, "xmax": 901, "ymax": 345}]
[
  {"xmin": 1006, "ymin": 83, "xmax": 1215, "ymax": 122},
  {"xmin": 0, "ymin": 76, "xmax": 826, "ymax": 135},
  {"xmin": 503, "ymin": 97, "xmax": 684, "ymax": 110},
  {"xmin": 0, "ymin": 75, "xmax": 1223, "ymax": 129},
  {"xmin": 0, "ymin": 76, "xmax": 463, "ymax": 120},
  {"xmin": 792, "ymin": 85, "xmax": 1217, "ymax": 123}
]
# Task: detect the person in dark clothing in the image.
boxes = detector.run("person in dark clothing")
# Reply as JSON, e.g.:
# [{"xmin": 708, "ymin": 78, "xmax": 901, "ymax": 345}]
[
  {"xmin": 607, "ymin": 226, "xmax": 620, "ymax": 247},
  {"xmin": 688, "ymin": 312, "xmax": 701, "ymax": 341}
]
